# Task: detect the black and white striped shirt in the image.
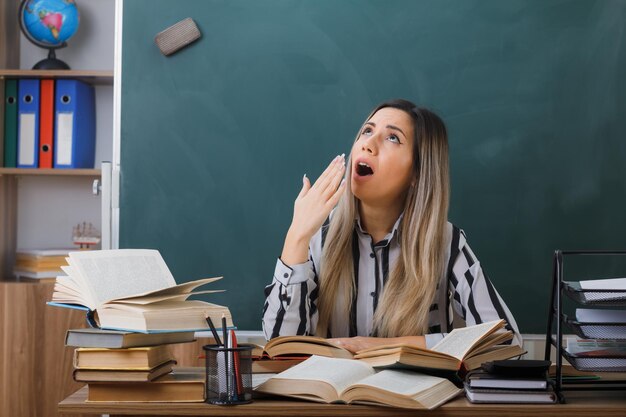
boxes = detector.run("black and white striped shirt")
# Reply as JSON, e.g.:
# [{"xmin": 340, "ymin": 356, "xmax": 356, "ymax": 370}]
[{"xmin": 262, "ymin": 216, "xmax": 522, "ymax": 349}]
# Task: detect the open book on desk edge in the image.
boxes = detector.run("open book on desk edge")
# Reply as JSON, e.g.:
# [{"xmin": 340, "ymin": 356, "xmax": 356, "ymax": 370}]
[
  {"xmin": 255, "ymin": 355, "xmax": 462, "ymax": 409},
  {"xmin": 47, "ymin": 249, "xmax": 233, "ymax": 333}
]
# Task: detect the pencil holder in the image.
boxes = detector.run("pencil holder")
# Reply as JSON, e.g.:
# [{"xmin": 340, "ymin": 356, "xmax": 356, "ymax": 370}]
[{"xmin": 203, "ymin": 344, "xmax": 253, "ymax": 405}]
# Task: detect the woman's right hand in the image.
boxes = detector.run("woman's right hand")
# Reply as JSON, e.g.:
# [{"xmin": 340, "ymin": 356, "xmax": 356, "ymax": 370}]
[{"xmin": 281, "ymin": 154, "xmax": 347, "ymax": 266}]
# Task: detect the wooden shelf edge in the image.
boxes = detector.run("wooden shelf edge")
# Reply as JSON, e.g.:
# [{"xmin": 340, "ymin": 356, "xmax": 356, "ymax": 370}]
[
  {"xmin": 0, "ymin": 168, "xmax": 101, "ymax": 177},
  {"xmin": 0, "ymin": 69, "xmax": 113, "ymax": 85}
]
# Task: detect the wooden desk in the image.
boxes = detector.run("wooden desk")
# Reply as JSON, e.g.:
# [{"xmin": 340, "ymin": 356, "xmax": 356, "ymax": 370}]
[{"xmin": 59, "ymin": 386, "xmax": 626, "ymax": 417}]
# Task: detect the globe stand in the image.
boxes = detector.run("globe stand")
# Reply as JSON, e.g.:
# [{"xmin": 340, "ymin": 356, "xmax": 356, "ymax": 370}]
[
  {"xmin": 32, "ymin": 48, "xmax": 70, "ymax": 70},
  {"xmin": 19, "ymin": 0, "xmax": 79, "ymax": 71}
]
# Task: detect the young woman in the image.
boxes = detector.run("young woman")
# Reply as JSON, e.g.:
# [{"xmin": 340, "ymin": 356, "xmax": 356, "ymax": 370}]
[{"xmin": 262, "ymin": 99, "xmax": 521, "ymax": 352}]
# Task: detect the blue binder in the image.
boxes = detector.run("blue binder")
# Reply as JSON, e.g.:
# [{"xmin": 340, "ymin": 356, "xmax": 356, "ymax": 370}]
[
  {"xmin": 16, "ymin": 79, "xmax": 40, "ymax": 168},
  {"xmin": 54, "ymin": 79, "xmax": 96, "ymax": 169}
]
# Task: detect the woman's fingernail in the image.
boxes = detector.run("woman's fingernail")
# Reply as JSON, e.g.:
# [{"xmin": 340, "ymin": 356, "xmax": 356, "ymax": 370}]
[{"xmin": 303, "ymin": 173, "xmax": 307, "ymax": 181}]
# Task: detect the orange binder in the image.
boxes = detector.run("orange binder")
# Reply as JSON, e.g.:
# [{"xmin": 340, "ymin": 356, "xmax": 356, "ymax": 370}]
[{"xmin": 39, "ymin": 79, "xmax": 55, "ymax": 168}]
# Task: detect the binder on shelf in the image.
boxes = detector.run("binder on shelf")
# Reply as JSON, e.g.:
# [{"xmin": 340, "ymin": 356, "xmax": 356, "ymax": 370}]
[
  {"xmin": 4, "ymin": 79, "xmax": 19, "ymax": 168},
  {"xmin": 54, "ymin": 79, "xmax": 96, "ymax": 169},
  {"xmin": 17, "ymin": 79, "xmax": 40, "ymax": 168},
  {"xmin": 39, "ymin": 79, "xmax": 55, "ymax": 169}
]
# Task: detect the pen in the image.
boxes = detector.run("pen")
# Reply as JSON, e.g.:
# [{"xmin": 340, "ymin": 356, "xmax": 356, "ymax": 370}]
[
  {"xmin": 205, "ymin": 314, "xmax": 222, "ymax": 346},
  {"xmin": 231, "ymin": 330, "xmax": 243, "ymax": 397},
  {"xmin": 222, "ymin": 313, "xmax": 230, "ymax": 400},
  {"xmin": 221, "ymin": 314, "xmax": 228, "ymax": 350}
]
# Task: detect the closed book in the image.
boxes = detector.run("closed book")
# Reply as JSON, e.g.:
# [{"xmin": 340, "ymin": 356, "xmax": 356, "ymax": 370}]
[
  {"xmin": 74, "ymin": 345, "xmax": 173, "ymax": 370},
  {"xmin": 16, "ymin": 248, "xmax": 73, "ymax": 257},
  {"xmin": 3, "ymin": 79, "xmax": 18, "ymax": 167},
  {"xmin": 467, "ymin": 370, "xmax": 548, "ymax": 390},
  {"xmin": 464, "ymin": 384, "xmax": 557, "ymax": 404},
  {"xmin": 87, "ymin": 367, "xmax": 205, "ymax": 402},
  {"xmin": 74, "ymin": 359, "xmax": 176, "ymax": 382},
  {"xmin": 66, "ymin": 328, "xmax": 196, "ymax": 349},
  {"xmin": 14, "ymin": 269, "xmax": 63, "ymax": 279}
]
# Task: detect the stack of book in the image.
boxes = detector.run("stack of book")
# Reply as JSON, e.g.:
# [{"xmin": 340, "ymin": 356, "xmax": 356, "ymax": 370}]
[
  {"xmin": 464, "ymin": 361, "xmax": 556, "ymax": 404},
  {"xmin": 67, "ymin": 328, "xmax": 206, "ymax": 402},
  {"xmin": 47, "ymin": 249, "xmax": 236, "ymax": 402},
  {"xmin": 14, "ymin": 248, "xmax": 72, "ymax": 281}
]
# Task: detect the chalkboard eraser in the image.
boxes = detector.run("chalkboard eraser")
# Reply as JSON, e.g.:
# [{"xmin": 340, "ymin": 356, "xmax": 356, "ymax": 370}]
[{"xmin": 155, "ymin": 18, "xmax": 201, "ymax": 56}]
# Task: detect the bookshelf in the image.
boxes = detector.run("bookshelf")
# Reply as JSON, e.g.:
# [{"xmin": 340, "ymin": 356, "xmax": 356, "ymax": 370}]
[
  {"xmin": 0, "ymin": 70, "xmax": 111, "ymax": 281},
  {"xmin": 0, "ymin": 168, "xmax": 101, "ymax": 176},
  {"xmin": 0, "ymin": 2, "xmax": 115, "ymax": 417},
  {"xmin": 0, "ymin": 22, "xmax": 114, "ymax": 282},
  {"xmin": 0, "ymin": 69, "xmax": 113, "ymax": 85}
]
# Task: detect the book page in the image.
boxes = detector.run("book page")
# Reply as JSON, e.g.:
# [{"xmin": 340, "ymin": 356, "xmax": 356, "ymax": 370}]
[
  {"xmin": 432, "ymin": 320, "xmax": 502, "ymax": 360},
  {"xmin": 59, "ymin": 265, "xmax": 98, "ymax": 308},
  {"xmin": 273, "ymin": 356, "xmax": 374, "ymax": 394},
  {"xmin": 343, "ymin": 369, "xmax": 448, "ymax": 397},
  {"xmin": 113, "ymin": 289, "xmax": 223, "ymax": 305},
  {"xmin": 69, "ymin": 249, "xmax": 176, "ymax": 308},
  {"xmin": 113, "ymin": 277, "xmax": 223, "ymax": 301}
]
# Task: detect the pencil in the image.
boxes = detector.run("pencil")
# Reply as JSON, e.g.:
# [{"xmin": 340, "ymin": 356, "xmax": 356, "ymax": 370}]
[{"xmin": 205, "ymin": 314, "xmax": 222, "ymax": 346}]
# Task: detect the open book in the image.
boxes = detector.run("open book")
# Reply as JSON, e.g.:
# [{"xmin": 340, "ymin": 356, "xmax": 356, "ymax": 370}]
[
  {"xmin": 355, "ymin": 320, "xmax": 524, "ymax": 373},
  {"xmin": 255, "ymin": 355, "xmax": 462, "ymax": 409},
  {"xmin": 48, "ymin": 249, "xmax": 233, "ymax": 333},
  {"xmin": 250, "ymin": 335, "xmax": 353, "ymax": 359}
]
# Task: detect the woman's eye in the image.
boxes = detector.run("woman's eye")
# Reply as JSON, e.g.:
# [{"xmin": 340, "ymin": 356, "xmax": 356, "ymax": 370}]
[
  {"xmin": 361, "ymin": 127, "xmax": 372, "ymax": 136},
  {"xmin": 387, "ymin": 134, "xmax": 400, "ymax": 144}
]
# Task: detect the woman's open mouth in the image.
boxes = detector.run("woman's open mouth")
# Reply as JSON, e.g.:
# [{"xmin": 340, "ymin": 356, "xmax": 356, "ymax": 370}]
[{"xmin": 355, "ymin": 161, "xmax": 374, "ymax": 177}]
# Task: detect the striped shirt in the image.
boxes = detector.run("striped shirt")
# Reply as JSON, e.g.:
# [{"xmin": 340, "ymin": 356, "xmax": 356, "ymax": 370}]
[{"xmin": 262, "ymin": 216, "xmax": 522, "ymax": 349}]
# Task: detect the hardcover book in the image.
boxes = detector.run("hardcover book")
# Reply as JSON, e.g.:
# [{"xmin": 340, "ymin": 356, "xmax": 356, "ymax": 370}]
[
  {"xmin": 74, "ymin": 359, "xmax": 176, "ymax": 382},
  {"xmin": 249, "ymin": 336, "xmax": 353, "ymax": 359},
  {"xmin": 48, "ymin": 249, "xmax": 233, "ymax": 333},
  {"xmin": 65, "ymin": 328, "xmax": 196, "ymax": 349},
  {"xmin": 354, "ymin": 320, "xmax": 525, "ymax": 373},
  {"xmin": 87, "ymin": 367, "xmax": 205, "ymax": 402},
  {"xmin": 255, "ymin": 355, "xmax": 462, "ymax": 409},
  {"xmin": 73, "ymin": 345, "xmax": 174, "ymax": 370}
]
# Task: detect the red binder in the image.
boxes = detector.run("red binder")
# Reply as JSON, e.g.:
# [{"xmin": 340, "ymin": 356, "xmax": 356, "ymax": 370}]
[{"xmin": 39, "ymin": 79, "xmax": 55, "ymax": 168}]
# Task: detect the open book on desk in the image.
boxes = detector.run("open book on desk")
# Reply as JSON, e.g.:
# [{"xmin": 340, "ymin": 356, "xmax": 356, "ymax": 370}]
[
  {"xmin": 48, "ymin": 249, "xmax": 233, "ymax": 333},
  {"xmin": 355, "ymin": 320, "xmax": 525, "ymax": 374},
  {"xmin": 255, "ymin": 355, "xmax": 462, "ymax": 409},
  {"xmin": 249, "ymin": 335, "xmax": 353, "ymax": 359}
]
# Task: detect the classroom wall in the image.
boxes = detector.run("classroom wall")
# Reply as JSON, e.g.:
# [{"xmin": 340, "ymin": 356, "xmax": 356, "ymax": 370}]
[
  {"xmin": 119, "ymin": 0, "xmax": 626, "ymax": 332},
  {"xmin": 16, "ymin": 0, "xmax": 114, "ymax": 250}
]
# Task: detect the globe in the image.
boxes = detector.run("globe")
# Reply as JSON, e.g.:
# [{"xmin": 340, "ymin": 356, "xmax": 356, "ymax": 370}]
[{"xmin": 19, "ymin": 0, "xmax": 80, "ymax": 69}]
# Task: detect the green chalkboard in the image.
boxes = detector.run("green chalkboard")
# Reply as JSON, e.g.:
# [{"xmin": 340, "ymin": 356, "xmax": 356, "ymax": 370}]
[{"xmin": 121, "ymin": 0, "xmax": 626, "ymax": 332}]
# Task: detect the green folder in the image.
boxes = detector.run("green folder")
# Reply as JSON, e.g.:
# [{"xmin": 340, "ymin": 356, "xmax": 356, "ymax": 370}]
[{"xmin": 3, "ymin": 79, "xmax": 18, "ymax": 168}]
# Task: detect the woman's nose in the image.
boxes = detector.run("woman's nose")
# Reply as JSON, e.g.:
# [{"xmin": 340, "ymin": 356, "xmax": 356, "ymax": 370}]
[{"xmin": 361, "ymin": 134, "xmax": 378, "ymax": 154}]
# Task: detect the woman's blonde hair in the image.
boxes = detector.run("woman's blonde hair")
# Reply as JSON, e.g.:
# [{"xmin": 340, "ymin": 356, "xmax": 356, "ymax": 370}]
[{"xmin": 316, "ymin": 99, "xmax": 450, "ymax": 337}]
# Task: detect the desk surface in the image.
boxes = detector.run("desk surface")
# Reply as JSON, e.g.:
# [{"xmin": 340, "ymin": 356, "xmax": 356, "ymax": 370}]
[{"xmin": 59, "ymin": 386, "xmax": 626, "ymax": 417}]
